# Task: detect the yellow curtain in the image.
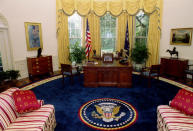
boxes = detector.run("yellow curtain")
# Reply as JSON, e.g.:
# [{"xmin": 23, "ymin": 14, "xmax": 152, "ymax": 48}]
[
  {"xmin": 56, "ymin": 10, "xmax": 70, "ymax": 64},
  {"xmin": 82, "ymin": 13, "xmax": 101, "ymax": 60},
  {"xmin": 117, "ymin": 12, "xmax": 127, "ymax": 52},
  {"xmin": 87, "ymin": 13, "xmax": 101, "ymax": 56},
  {"xmin": 117, "ymin": 14, "xmax": 135, "ymax": 56},
  {"xmin": 128, "ymin": 15, "xmax": 135, "ymax": 57},
  {"xmin": 146, "ymin": 11, "xmax": 160, "ymax": 67},
  {"xmin": 56, "ymin": 0, "xmax": 163, "ymax": 66},
  {"xmin": 57, "ymin": 0, "xmax": 161, "ymax": 16}
]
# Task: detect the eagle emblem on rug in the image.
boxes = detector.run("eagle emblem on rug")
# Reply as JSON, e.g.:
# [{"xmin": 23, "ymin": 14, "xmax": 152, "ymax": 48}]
[
  {"xmin": 79, "ymin": 98, "xmax": 138, "ymax": 130},
  {"xmin": 91, "ymin": 102, "xmax": 126, "ymax": 122}
]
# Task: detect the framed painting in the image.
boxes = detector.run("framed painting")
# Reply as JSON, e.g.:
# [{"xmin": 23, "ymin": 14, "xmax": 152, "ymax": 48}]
[
  {"xmin": 102, "ymin": 53, "xmax": 113, "ymax": 63},
  {"xmin": 170, "ymin": 28, "xmax": 193, "ymax": 45},
  {"xmin": 25, "ymin": 22, "xmax": 43, "ymax": 51}
]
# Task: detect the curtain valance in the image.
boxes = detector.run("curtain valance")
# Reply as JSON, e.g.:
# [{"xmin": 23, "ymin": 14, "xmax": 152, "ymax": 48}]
[{"xmin": 57, "ymin": 0, "xmax": 162, "ymax": 16}]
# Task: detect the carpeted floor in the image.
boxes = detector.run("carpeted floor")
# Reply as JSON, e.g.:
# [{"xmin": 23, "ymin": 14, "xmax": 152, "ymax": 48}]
[{"xmin": 31, "ymin": 74, "xmax": 180, "ymax": 131}]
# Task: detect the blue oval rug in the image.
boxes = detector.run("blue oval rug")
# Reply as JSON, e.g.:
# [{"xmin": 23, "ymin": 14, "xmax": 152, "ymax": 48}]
[{"xmin": 79, "ymin": 98, "xmax": 138, "ymax": 130}]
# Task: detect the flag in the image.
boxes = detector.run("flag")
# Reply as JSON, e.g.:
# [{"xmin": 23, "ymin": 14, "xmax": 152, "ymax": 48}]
[
  {"xmin": 85, "ymin": 19, "xmax": 92, "ymax": 57},
  {"xmin": 124, "ymin": 23, "xmax": 129, "ymax": 56}
]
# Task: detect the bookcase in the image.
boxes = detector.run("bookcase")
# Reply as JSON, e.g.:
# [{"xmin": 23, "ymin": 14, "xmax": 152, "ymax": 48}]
[{"xmin": 27, "ymin": 56, "xmax": 53, "ymax": 80}]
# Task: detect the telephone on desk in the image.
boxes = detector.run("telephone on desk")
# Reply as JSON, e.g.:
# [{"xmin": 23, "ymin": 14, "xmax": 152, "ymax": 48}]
[{"xmin": 119, "ymin": 58, "xmax": 128, "ymax": 65}]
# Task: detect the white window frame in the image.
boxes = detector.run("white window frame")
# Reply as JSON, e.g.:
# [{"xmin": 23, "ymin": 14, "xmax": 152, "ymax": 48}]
[
  {"xmin": 100, "ymin": 13, "xmax": 117, "ymax": 55},
  {"xmin": 135, "ymin": 10, "xmax": 149, "ymax": 45},
  {"xmin": 68, "ymin": 12, "xmax": 83, "ymax": 46},
  {"xmin": 0, "ymin": 14, "xmax": 13, "ymax": 71}
]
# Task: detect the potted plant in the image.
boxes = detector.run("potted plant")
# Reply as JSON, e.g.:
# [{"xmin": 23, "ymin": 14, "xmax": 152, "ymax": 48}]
[
  {"xmin": 0, "ymin": 70, "xmax": 20, "ymax": 91},
  {"xmin": 7, "ymin": 70, "xmax": 20, "ymax": 81},
  {"xmin": 0, "ymin": 71, "xmax": 9, "ymax": 85},
  {"xmin": 6, "ymin": 70, "xmax": 20, "ymax": 86},
  {"xmin": 130, "ymin": 42, "xmax": 150, "ymax": 71},
  {"xmin": 69, "ymin": 42, "xmax": 86, "ymax": 64}
]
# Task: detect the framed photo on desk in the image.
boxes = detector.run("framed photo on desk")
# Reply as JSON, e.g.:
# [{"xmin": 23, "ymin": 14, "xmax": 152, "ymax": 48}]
[{"xmin": 102, "ymin": 53, "xmax": 113, "ymax": 63}]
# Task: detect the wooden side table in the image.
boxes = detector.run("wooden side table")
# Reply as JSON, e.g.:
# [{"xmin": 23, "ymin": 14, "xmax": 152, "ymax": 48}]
[{"xmin": 27, "ymin": 56, "xmax": 53, "ymax": 80}]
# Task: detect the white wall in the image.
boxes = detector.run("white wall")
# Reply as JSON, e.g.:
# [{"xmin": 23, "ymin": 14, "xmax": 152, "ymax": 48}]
[
  {"xmin": 160, "ymin": 0, "xmax": 193, "ymax": 61},
  {"xmin": 0, "ymin": 0, "xmax": 193, "ymax": 78},
  {"xmin": 0, "ymin": 0, "xmax": 58, "ymax": 78}
]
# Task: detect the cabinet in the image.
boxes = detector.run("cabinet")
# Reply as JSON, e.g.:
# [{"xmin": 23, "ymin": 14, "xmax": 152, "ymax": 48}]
[
  {"xmin": 160, "ymin": 57, "xmax": 188, "ymax": 79},
  {"xmin": 27, "ymin": 56, "xmax": 53, "ymax": 80}
]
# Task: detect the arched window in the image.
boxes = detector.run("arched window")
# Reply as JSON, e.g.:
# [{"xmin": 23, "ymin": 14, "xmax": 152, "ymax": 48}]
[
  {"xmin": 0, "ymin": 14, "xmax": 13, "ymax": 71},
  {"xmin": 135, "ymin": 11, "xmax": 149, "ymax": 45},
  {"xmin": 68, "ymin": 12, "xmax": 82, "ymax": 46},
  {"xmin": 100, "ymin": 13, "xmax": 117, "ymax": 54}
]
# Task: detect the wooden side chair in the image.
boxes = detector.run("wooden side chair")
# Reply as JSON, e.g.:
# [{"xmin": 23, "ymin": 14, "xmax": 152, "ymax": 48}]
[
  {"xmin": 185, "ymin": 64, "xmax": 193, "ymax": 83},
  {"xmin": 60, "ymin": 64, "xmax": 80, "ymax": 85},
  {"xmin": 140, "ymin": 64, "xmax": 161, "ymax": 87}
]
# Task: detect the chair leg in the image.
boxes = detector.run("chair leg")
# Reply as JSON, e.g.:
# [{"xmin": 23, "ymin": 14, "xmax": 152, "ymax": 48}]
[
  {"xmin": 148, "ymin": 78, "xmax": 151, "ymax": 87},
  {"xmin": 62, "ymin": 74, "xmax": 64, "ymax": 83},
  {"xmin": 70, "ymin": 76, "xmax": 74, "ymax": 85},
  {"xmin": 191, "ymin": 74, "xmax": 193, "ymax": 83}
]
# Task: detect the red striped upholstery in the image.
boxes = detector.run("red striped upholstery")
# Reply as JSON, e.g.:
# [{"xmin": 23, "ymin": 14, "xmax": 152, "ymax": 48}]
[
  {"xmin": 0, "ymin": 88, "xmax": 19, "ymax": 130},
  {"xmin": 157, "ymin": 105, "xmax": 193, "ymax": 131},
  {"xmin": 5, "ymin": 105, "xmax": 56, "ymax": 131},
  {"xmin": 0, "ymin": 88, "xmax": 56, "ymax": 131}
]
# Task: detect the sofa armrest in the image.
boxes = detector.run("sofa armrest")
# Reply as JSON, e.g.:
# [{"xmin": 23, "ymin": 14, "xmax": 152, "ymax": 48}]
[{"xmin": 37, "ymin": 100, "xmax": 44, "ymax": 106}]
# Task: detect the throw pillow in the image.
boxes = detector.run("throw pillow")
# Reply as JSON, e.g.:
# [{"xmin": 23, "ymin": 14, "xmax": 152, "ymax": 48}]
[
  {"xmin": 12, "ymin": 90, "xmax": 41, "ymax": 114},
  {"xmin": 170, "ymin": 89, "xmax": 193, "ymax": 115}
]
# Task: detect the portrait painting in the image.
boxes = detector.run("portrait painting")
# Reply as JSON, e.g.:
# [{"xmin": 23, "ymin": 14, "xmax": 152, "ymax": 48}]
[
  {"xmin": 170, "ymin": 28, "xmax": 192, "ymax": 45},
  {"xmin": 25, "ymin": 22, "xmax": 43, "ymax": 51}
]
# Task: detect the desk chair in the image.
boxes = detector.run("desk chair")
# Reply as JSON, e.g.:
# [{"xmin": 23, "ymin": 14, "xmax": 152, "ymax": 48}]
[
  {"xmin": 140, "ymin": 64, "xmax": 160, "ymax": 87},
  {"xmin": 185, "ymin": 64, "xmax": 193, "ymax": 83},
  {"xmin": 61, "ymin": 64, "xmax": 80, "ymax": 85}
]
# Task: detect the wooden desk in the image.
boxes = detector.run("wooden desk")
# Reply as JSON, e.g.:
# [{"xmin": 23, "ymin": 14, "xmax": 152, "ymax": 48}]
[{"xmin": 83, "ymin": 61, "xmax": 132, "ymax": 88}]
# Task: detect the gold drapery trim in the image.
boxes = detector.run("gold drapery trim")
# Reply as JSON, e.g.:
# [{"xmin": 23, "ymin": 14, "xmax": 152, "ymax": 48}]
[{"xmin": 57, "ymin": 0, "xmax": 162, "ymax": 16}]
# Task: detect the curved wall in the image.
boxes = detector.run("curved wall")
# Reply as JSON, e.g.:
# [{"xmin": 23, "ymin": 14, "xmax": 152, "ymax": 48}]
[{"xmin": 0, "ymin": 0, "xmax": 193, "ymax": 78}]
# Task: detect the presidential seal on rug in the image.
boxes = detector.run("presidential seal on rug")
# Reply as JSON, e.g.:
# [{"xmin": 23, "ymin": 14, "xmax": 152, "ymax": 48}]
[{"xmin": 79, "ymin": 98, "xmax": 138, "ymax": 130}]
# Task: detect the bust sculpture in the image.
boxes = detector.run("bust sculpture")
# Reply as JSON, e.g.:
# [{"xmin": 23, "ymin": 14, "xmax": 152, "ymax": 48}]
[{"xmin": 37, "ymin": 48, "xmax": 42, "ymax": 58}]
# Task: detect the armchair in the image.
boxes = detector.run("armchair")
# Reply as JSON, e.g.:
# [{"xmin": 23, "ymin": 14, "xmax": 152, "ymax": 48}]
[
  {"xmin": 185, "ymin": 64, "xmax": 193, "ymax": 83},
  {"xmin": 61, "ymin": 64, "xmax": 80, "ymax": 85},
  {"xmin": 140, "ymin": 64, "xmax": 160, "ymax": 87}
]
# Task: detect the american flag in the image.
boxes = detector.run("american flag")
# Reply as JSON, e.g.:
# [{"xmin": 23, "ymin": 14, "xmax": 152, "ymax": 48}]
[
  {"xmin": 85, "ymin": 19, "xmax": 92, "ymax": 57},
  {"xmin": 124, "ymin": 22, "xmax": 129, "ymax": 56}
]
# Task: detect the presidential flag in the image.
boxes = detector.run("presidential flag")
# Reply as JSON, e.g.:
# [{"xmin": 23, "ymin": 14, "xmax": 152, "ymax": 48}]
[
  {"xmin": 124, "ymin": 23, "xmax": 129, "ymax": 57},
  {"xmin": 85, "ymin": 20, "xmax": 92, "ymax": 57}
]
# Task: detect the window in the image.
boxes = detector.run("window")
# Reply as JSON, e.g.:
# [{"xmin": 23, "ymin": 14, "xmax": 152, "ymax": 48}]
[
  {"xmin": 135, "ymin": 11, "xmax": 149, "ymax": 45},
  {"xmin": 0, "ymin": 24, "xmax": 13, "ymax": 71},
  {"xmin": 68, "ymin": 12, "xmax": 82, "ymax": 46},
  {"xmin": 100, "ymin": 13, "xmax": 117, "ymax": 54}
]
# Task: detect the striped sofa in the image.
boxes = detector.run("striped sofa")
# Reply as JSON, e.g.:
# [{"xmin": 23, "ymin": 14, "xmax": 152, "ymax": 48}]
[
  {"xmin": 0, "ymin": 88, "xmax": 56, "ymax": 131},
  {"xmin": 157, "ymin": 105, "xmax": 193, "ymax": 131}
]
